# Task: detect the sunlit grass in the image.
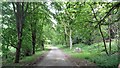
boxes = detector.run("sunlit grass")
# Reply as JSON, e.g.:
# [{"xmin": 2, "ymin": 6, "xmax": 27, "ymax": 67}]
[{"xmin": 58, "ymin": 40, "xmax": 119, "ymax": 68}]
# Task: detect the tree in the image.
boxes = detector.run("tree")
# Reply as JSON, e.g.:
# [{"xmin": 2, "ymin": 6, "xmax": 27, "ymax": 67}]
[
  {"xmin": 12, "ymin": 2, "xmax": 29, "ymax": 63},
  {"xmin": 89, "ymin": 2, "xmax": 120, "ymax": 55}
]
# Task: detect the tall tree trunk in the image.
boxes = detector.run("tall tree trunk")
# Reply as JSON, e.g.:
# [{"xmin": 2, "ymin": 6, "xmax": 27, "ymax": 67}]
[
  {"xmin": 69, "ymin": 29, "xmax": 72, "ymax": 49},
  {"xmin": 12, "ymin": 2, "xmax": 29, "ymax": 63},
  {"xmin": 12, "ymin": 2, "xmax": 27, "ymax": 63},
  {"xmin": 42, "ymin": 40, "xmax": 44, "ymax": 50},
  {"xmin": 14, "ymin": 3, "xmax": 23, "ymax": 63},
  {"xmin": 98, "ymin": 24, "xmax": 109, "ymax": 55},
  {"xmin": 64, "ymin": 33, "xmax": 67, "ymax": 45},
  {"xmin": 31, "ymin": 23, "xmax": 36, "ymax": 54},
  {"xmin": 15, "ymin": 22, "xmax": 23, "ymax": 63},
  {"xmin": 118, "ymin": 13, "xmax": 120, "ymax": 63},
  {"xmin": 64, "ymin": 25, "xmax": 67, "ymax": 46},
  {"xmin": 32, "ymin": 31, "xmax": 36, "ymax": 54},
  {"xmin": 109, "ymin": 25, "xmax": 112, "ymax": 55}
]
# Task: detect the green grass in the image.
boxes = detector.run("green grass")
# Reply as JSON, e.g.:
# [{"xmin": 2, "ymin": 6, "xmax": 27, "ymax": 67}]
[
  {"xmin": 2, "ymin": 50, "xmax": 47, "ymax": 66},
  {"xmin": 19, "ymin": 50, "xmax": 45, "ymax": 64},
  {"xmin": 57, "ymin": 40, "xmax": 119, "ymax": 68},
  {"xmin": 2, "ymin": 46, "xmax": 49, "ymax": 66}
]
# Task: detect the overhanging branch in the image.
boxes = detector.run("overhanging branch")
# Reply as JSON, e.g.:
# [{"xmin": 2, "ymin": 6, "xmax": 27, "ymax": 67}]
[{"xmin": 95, "ymin": 3, "xmax": 120, "ymax": 28}]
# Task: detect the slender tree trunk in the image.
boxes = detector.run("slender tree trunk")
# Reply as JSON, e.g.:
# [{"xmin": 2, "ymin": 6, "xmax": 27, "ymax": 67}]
[
  {"xmin": 6, "ymin": 45, "xmax": 9, "ymax": 59},
  {"xmin": 118, "ymin": 18, "xmax": 120, "ymax": 64},
  {"xmin": 42, "ymin": 40, "xmax": 44, "ymax": 50},
  {"xmin": 64, "ymin": 33, "xmax": 67, "ymax": 45},
  {"xmin": 109, "ymin": 25, "xmax": 112, "ymax": 55},
  {"xmin": 64, "ymin": 26, "xmax": 67, "ymax": 46},
  {"xmin": 98, "ymin": 24, "xmax": 109, "ymax": 55},
  {"xmin": 31, "ymin": 23, "xmax": 36, "ymax": 54},
  {"xmin": 69, "ymin": 29, "xmax": 72, "ymax": 49},
  {"xmin": 32, "ymin": 31, "xmax": 36, "ymax": 54},
  {"xmin": 40, "ymin": 23, "xmax": 44, "ymax": 50}
]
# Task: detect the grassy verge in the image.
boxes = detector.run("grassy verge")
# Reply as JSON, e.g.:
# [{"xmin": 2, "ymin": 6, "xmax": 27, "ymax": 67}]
[
  {"xmin": 19, "ymin": 50, "xmax": 46, "ymax": 65},
  {"xmin": 2, "ymin": 47, "xmax": 50, "ymax": 66},
  {"xmin": 57, "ymin": 41, "xmax": 119, "ymax": 68},
  {"xmin": 2, "ymin": 50, "xmax": 46, "ymax": 66}
]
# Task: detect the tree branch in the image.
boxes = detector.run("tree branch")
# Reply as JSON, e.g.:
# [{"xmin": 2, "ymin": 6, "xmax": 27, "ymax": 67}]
[
  {"xmin": 22, "ymin": 2, "xmax": 24, "ymax": 13},
  {"xmin": 10, "ymin": 44, "xmax": 18, "ymax": 49},
  {"xmin": 12, "ymin": 2, "xmax": 16, "ymax": 16},
  {"xmin": 27, "ymin": 3, "xmax": 40, "ymax": 14},
  {"xmin": 89, "ymin": 3, "xmax": 99, "ymax": 21},
  {"xmin": 95, "ymin": 3, "xmax": 120, "ymax": 28},
  {"xmin": 24, "ymin": 2, "xmax": 29, "ymax": 16}
]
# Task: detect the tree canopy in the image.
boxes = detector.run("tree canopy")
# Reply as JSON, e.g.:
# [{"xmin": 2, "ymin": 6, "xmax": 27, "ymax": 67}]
[{"xmin": 1, "ymin": 2, "xmax": 120, "ymax": 67}]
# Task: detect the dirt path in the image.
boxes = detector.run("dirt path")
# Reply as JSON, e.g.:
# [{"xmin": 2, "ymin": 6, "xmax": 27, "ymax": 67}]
[
  {"xmin": 32, "ymin": 46, "xmax": 98, "ymax": 68},
  {"xmin": 34, "ymin": 47, "xmax": 75, "ymax": 66}
]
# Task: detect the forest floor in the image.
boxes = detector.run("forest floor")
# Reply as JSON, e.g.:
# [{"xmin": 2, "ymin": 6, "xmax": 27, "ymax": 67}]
[{"xmin": 33, "ymin": 46, "xmax": 97, "ymax": 68}]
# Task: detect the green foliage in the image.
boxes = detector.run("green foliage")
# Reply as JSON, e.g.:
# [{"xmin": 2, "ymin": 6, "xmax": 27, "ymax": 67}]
[
  {"xmin": 2, "ymin": 50, "xmax": 46, "ymax": 66},
  {"xmin": 2, "ymin": 2, "xmax": 53, "ymax": 63},
  {"xmin": 1, "ymin": 1, "xmax": 119, "ymax": 66},
  {"xmin": 90, "ymin": 54, "xmax": 118, "ymax": 68},
  {"xmin": 58, "ymin": 40, "xmax": 118, "ymax": 68}
]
